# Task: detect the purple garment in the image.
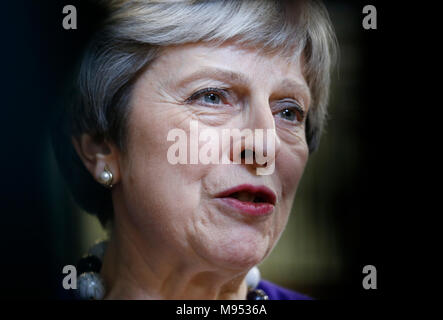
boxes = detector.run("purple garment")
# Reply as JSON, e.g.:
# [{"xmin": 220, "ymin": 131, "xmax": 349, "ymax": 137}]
[{"xmin": 257, "ymin": 279, "xmax": 313, "ymax": 300}]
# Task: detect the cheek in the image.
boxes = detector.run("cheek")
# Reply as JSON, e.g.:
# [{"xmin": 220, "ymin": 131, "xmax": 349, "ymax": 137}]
[
  {"xmin": 119, "ymin": 105, "xmax": 216, "ymax": 227},
  {"xmin": 277, "ymin": 142, "xmax": 309, "ymax": 205}
]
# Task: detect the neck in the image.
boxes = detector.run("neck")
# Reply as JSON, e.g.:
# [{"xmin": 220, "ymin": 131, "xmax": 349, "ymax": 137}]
[{"xmin": 100, "ymin": 217, "xmax": 248, "ymax": 300}]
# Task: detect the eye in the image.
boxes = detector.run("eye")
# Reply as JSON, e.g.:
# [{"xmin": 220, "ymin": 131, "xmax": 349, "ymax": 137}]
[
  {"xmin": 186, "ymin": 87, "xmax": 228, "ymax": 106},
  {"xmin": 279, "ymin": 108, "xmax": 297, "ymax": 121},
  {"xmin": 275, "ymin": 104, "xmax": 304, "ymax": 124},
  {"xmin": 203, "ymin": 92, "xmax": 221, "ymax": 104}
]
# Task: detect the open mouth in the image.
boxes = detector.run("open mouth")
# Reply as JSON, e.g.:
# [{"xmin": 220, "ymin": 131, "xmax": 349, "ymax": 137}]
[
  {"xmin": 226, "ymin": 190, "xmax": 275, "ymax": 205},
  {"xmin": 216, "ymin": 184, "xmax": 276, "ymax": 205}
]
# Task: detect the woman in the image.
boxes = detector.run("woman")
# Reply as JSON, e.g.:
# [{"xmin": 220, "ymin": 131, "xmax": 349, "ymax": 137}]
[{"xmin": 53, "ymin": 0, "xmax": 337, "ymax": 300}]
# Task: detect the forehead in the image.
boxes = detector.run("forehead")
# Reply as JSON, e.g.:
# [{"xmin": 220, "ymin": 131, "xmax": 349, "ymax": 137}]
[{"xmin": 148, "ymin": 42, "xmax": 309, "ymax": 95}]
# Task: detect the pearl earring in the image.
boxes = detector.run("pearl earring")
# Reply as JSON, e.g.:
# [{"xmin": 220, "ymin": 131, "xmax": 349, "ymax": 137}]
[{"xmin": 98, "ymin": 164, "xmax": 113, "ymax": 188}]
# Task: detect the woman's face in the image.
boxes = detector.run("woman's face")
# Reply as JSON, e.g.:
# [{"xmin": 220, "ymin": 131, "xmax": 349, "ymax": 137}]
[{"xmin": 116, "ymin": 43, "xmax": 310, "ymax": 271}]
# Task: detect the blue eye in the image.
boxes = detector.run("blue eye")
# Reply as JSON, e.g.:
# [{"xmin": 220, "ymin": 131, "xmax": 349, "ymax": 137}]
[
  {"xmin": 187, "ymin": 87, "xmax": 227, "ymax": 106},
  {"xmin": 279, "ymin": 108, "xmax": 296, "ymax": 121},
  {"xmin": 203, "ymin": 92, "xmax": 221, "ymax": 105},
  {"xmin": 276, "ymin": 105, "xmax": 304, "ymax": 124}
]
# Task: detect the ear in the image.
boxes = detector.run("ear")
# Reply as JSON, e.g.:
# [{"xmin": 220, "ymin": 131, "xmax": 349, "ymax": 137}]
[{"xmin": 71, "ymin": 134, "xmax": 121, "ymax": 187}]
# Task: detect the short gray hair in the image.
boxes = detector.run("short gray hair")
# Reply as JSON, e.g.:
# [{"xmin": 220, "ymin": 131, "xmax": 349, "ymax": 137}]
[{"xmin": 54, "ymin": 0, "xmax": 338, "ymax": 225}]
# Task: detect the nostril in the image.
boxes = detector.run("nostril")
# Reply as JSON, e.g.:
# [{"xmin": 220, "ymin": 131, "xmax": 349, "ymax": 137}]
[
  {"xmin": 238, "ymin": 149, "xmax": 268, "ymax": 168},
  {"xmin": 241, "ymin": 149, "xmax": 252, "ymax": 158},
  {"xmin": 241, "ymin": 149, "xmax": 254, "ymax": 164}
]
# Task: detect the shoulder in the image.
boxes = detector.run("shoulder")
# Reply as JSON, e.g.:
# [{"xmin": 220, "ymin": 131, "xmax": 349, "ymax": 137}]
[{"xmin": 257, "ymin": 279, "xmax": 313, "ymax": 300}]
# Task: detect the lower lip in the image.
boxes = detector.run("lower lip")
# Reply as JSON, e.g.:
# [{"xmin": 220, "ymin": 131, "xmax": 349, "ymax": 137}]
[{"xmin": 217, "ymin": 198, "xmax": 274, "ymax": 216}]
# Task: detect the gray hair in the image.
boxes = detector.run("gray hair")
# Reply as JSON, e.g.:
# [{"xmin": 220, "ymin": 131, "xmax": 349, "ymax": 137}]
[{"xmin": 55, "ymin": 0, "xmax": 338, "ymax": 225}]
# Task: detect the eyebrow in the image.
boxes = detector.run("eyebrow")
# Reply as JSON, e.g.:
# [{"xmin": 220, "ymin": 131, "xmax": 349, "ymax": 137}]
[
  {"xmin": 177, "ymin": 67, "xmax": 311, "ymax": 105},
  {"xmin": 177, "ymin": 67, "xmax": 250, "ymax": 88},
  {"xmin": 275, "ymin": 79, "xmax": 311, "ymax": 108}
]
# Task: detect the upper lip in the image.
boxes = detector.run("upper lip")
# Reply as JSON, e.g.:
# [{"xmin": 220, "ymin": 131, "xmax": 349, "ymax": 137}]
[{"xmin": 215, "ymin": 184, "xmax": 277, "ymax": 205}]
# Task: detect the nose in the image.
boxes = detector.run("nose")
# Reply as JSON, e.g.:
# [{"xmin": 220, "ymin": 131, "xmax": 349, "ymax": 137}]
[{"xmin": 229, "ymin": 97, "xmax": 281, "ymax": 175}]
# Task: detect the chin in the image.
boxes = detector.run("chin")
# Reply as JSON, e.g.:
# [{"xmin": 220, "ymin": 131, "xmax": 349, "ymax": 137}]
[{"xmin": 202, "ymin": 229, "xmax": 273, "ymax": 271}]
